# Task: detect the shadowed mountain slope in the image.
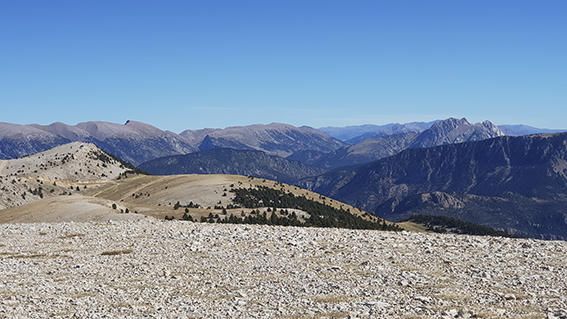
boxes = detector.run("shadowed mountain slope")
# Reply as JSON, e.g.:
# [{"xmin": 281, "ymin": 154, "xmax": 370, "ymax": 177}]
[
  {"xmin": 300, "ymin": 133, "xmax": 567, "ymax": 239},
  {"xmin": 138, "ymin": 148, "xmax": 325, "ymax": 183},
  {"xmin": 0, "ymin": 122, "xmax": 71, "ymax": 159}
]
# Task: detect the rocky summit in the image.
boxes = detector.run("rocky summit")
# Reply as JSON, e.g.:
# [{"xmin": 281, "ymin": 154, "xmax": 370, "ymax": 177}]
[
  {"xmin": 1, "ymin": 220, "xmax": 566, "ymax": 318},
  {"xmin": 408, "ymin": 118, "xmax": 504, "ymax": 149}
]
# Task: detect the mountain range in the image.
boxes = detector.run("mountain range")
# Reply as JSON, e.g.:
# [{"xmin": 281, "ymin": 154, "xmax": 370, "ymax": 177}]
[
  {"xmin": 2, "ymin": 117, "xmax": 567, "ymax": 239},
  {"xmin": 137, "ymin": 117, "xmax": 506, "ymax": 177},
  {"xmin": 0, "ymin": 121, "xmax": 346, "ymax": 165},
  {"xmin": 181, "ymin": 123, "xmax": 345, "ymax": 157},
  {"xmin": 498, "ymin": 124, "xmax": 567, "ymax": 136},
  {"xmin": 0, "ymin": 121, "xmax": 195, "ymax": 165},
  {"xmin": 322, "ymin": 121, "xmax": 566, "ymax": 141},
  {"xmin": 320, "ymin": 122, "xmax": 435, "ymax": 141},
  {"xmin": 2, "ymin": 117, "xmax": 563, "ymax": 171},
  {"xmin": 287, "ymin": 132, "xmax": 419, "ymax": 169},
  {"xmin": 0, "ymin": 123, "xmax": 70, "ymax": 159},
  {"xmin": 138, "ymin": 148, "xmax": 325, "ymax": 183},
  {"xmin": 300, "ymin": 133, "xmax": 567, "ymax": 239},
  {"xmin": 2, "ymin": 117, "xmax": 561, "ymax": 175},
  {"xmin": 290, "ymin": 118, "xmax": 505, "ymax": 169}
]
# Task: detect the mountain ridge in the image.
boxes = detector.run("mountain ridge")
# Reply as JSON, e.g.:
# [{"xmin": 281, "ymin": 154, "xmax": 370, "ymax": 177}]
[
  {"xmin": 1, "ymin": 121, "xmax": 346, "ymax": 165},
  {"xmin": 293, "ymin": 118, "xmax": 504, "ymax": 170},
  {"xmin": 300, "ymin": 132, "xmax": 567, "ymax": 239},
  {"xmin": 181, "ymin": 122, "xmax": 346, "ymax": 157},
  {"xmin": 320, "ymin": 121, "xmax": 435, "ymax": 141},
  {"xmin": 2, "ymin": 119, "xmax": 566, "ymax": 170},
  {"xmin": 138, "ymin": 147, "xmax": 325, "ymax": 183},
  {"xmin": 32, "ymin": 121, "xmax": 195, "ymax": 165},
  {"xmin": 321, "ymin": 120, "xmax": 566, "ymax": 143}
]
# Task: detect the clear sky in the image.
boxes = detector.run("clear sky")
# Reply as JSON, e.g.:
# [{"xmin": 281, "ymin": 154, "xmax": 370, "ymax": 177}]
[{"xmin": 1, "ymin": 0, "xmax": 566, "ymax": 131}]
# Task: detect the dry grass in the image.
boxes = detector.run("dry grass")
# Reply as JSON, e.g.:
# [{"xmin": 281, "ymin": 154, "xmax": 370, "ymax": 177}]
[
  {"xmin": 85, "ymin": 174, "xmax": 386, "ymax": 224},
  {"xmin": 1, "ymin": 252, "xmax": 47, "ymax": 259},
  {"xmin": 497, "ymin": 287, "xmax": 529, "ymax": 300},
  {"xmin": 58, "ymin": 233, "xmax": 84, "ymax": 239},
  {"xmin": 2, "ymin": 252, "xmax": 72, "ymax": 259},
  {"xmin": 101, "ymin": 248, "xmax": 133, "ymax": 256},
  {"xmin": 398, "ymin": 221, "xmax": 429, "ymax": 232}
]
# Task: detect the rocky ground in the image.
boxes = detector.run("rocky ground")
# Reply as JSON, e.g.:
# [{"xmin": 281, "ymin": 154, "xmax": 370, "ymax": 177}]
[{"xmin": 0, "ymin": 220, "xmax": 566, "ymax": 319}]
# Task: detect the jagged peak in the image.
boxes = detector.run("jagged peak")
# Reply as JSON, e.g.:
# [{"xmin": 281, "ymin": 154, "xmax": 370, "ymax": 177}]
[{"xmin": 432, "ymin": 117, "xmax": 471, "ymax": 128}]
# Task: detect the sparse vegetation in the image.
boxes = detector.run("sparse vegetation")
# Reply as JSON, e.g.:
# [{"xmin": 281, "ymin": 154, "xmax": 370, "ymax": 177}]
[
  {"xmin": 182, "ymin": 211, "xmax": 194, "ymax": 221},
  {"xmin": 224, "ymin": 186, "xmax": 400, "ymax": 231},
  {"xmin": 173, "ymin": 201, "xmax": 201, "ymax": 210},
  {"xmin": 101, "ymin": 249, "xmax": 133, "ymax": 256},
  {"xmin": 58, "ymin": 233, "xmax": 84, "ymax": 239},
  {"xmin": 213, "ymin": 209, "xmax": 303, "ymax": 227},
  {"xmin": 406, "ymin": 215, "xmax": 514, "ymax": 237}
]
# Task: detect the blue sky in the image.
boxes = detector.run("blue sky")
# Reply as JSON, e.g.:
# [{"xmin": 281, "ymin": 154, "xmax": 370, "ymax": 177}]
[{"xmin": 1, "ymin": 0, "xmax": 566, "ymax": 131}]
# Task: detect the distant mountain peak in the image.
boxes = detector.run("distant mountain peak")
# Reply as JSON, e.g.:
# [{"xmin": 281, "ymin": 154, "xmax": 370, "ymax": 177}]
[
  {"xmin": 430, "ymin": 117, "xmax": 470, "ymax": 129},
  {"xmin": 409, "ymin": 118, "xmax": 504, "ymax": 148},
  {"xmin": 479, "ymin": 120, "xmax": 504, "ymax": 135}
]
